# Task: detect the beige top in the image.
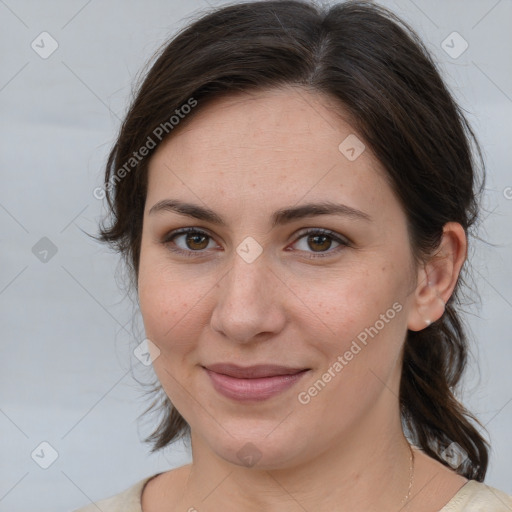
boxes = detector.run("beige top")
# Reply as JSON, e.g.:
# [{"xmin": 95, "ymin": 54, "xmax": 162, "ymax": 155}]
[{"xmin": 73, "ymin": 474, "xmax": 512, "ymax": 512}]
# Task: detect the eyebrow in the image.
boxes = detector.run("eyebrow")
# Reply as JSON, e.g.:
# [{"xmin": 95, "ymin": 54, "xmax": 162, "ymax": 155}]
[{"xmin": 149, "ymin": 199, "xmax": 372, "ymax": 227}]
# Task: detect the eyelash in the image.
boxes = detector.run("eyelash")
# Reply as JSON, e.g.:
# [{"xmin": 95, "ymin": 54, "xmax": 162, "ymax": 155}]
[{"xmin": 161, "ymin": 227, "xmax": 350, "ymax": 259}]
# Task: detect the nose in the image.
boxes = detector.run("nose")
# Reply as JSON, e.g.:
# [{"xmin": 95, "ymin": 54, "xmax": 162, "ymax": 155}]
[{"xmin": 210, "ymin": 251, "xmax": 287, "ymax": 344}]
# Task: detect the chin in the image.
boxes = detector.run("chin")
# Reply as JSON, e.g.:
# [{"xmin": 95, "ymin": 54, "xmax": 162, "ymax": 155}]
[{"xmin": 199, "ymin": 422, "xmax": 313, "ymax": 471}]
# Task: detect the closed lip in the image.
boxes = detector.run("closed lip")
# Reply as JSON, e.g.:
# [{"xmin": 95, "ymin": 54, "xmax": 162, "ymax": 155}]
[{"xmin": 203, "ymin": 363, "xmax": 309, "ymax": 379}]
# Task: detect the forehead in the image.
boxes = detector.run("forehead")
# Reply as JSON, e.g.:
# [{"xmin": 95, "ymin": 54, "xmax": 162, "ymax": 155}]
[
  {"xmin": 151, "ymin": 87, "xmax": 373, "ymax": 165},
  {"xmin": 146, "ymin": 87, "xmax": 400, "ymax": 226}
]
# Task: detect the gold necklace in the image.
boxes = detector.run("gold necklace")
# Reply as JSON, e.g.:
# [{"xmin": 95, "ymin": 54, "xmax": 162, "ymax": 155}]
[{"xmin": 400, "ymin": 443, "xmax": 415, "ymax": 507}]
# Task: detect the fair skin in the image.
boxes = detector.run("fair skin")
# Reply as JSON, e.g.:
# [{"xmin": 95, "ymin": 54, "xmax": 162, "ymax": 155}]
[{"xmin": 138, "ymin": 87, "xmax": 468, "ymax": 512}]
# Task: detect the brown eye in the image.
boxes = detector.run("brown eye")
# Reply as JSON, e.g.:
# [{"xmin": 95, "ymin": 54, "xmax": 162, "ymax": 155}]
[
  {"xmin": 307, "ymin": 234, "xmax": 333, "ymax": 252},
  {"xmin": 291, "ymin": 229, "xmax": 349, "ymax": 258},
  {"xmin": 162, "ymin": 228, "xmax": 217, "ymax": 256},
  {"xmin": 184, "ymin": 232, "xmax": 210, "ymax": 250}
]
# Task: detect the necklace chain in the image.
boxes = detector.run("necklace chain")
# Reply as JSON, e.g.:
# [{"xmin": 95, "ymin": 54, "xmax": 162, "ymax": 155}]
[{"xmin": 400, "ymin": 443, "xmax": 415, "ymax": 506}]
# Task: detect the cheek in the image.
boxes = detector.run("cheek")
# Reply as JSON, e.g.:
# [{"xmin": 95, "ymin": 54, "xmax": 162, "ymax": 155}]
[
  {"xmin": 299, "ymin": 265, "xmax": 401, "ymax": 341},
  {"xmin": 138, "ymin": 253, "xmax": 202, "ymax": 352},
  {"xmin": 297, "ymin": 281, "xmax": 406, "ymax": 423},
  {"xmin": 297, "ymin": 267, "xmax": 409, "ymax": 403},
  {"xmin": 137, "ymin": 261, "xmax": 204, "ymax": 407}
]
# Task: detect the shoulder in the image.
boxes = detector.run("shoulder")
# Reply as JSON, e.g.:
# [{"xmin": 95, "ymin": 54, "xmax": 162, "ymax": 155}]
[
  {"xmin": 441, "ymin": 480, "xmax": 512, "ymax": 511},
  {"xmin": 71, "ymin": 473, "xmax": 162, "ymax": 512}
]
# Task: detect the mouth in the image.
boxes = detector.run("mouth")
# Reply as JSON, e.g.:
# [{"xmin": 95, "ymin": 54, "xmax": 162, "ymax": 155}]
[
  {"xmin": 204, "ymin": 363, "xmax": 309, "ymax": 379},
  {"xmin": 202, "ymin": 363, "xmax": 310, "ymax": 401}
]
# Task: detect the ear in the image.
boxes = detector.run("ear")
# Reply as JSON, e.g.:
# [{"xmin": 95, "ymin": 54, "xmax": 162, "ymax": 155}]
[{"xmin": 407, "ymin": 222, "xmax": 467, "ymax": 332}]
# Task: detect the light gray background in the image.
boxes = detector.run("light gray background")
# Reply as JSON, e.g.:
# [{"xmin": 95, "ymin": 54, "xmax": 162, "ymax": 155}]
[{"xmin": 1, "ymin": 0, "xmax": 511, "ymax": 510}]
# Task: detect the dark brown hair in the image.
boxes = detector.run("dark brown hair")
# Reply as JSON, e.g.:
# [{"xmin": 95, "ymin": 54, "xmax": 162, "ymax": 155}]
[{"xmin": 97, "ymin": 0, "xmax": 489, "ymax": 480}]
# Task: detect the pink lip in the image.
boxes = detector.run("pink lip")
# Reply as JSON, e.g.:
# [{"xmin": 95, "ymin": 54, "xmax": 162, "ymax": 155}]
[{"xmin": 203, "ymin": 364, "xmax": 310, "ymax": 402}]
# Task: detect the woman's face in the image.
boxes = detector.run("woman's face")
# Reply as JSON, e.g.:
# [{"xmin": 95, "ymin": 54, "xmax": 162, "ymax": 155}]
[{"xmin": 138, "ymin": 87, "xmax": 420, "ymax": 469}]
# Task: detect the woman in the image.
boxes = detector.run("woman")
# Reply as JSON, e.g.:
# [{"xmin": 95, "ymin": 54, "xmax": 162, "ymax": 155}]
[{"xmin": 74, "ymin": 0, "xmax": 512, "ymax": 510}]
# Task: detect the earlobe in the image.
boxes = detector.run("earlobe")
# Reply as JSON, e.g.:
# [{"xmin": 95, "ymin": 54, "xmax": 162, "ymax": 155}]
[
  {"xmin": 407, "ymin": 269, "xmax": 447, "ymax": 332},
  {"xmin": 406, "ymin": 222, "xmax": 467, "ymax": 332}
]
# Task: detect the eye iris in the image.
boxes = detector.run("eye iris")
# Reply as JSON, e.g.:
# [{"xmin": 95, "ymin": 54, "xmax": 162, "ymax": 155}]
[
  {"xmin": 308, "ymin": 234, "xmax": 331, "ymax": 252},
  {"xmin": 187, "ymin": 232, "xmax": 209, "ymax": 250},
  {"xmin": 179, "ymin": 232, "xmax": 336, "ymax": 253}
]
